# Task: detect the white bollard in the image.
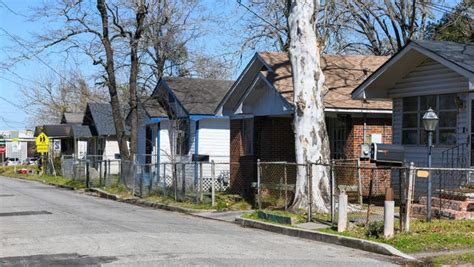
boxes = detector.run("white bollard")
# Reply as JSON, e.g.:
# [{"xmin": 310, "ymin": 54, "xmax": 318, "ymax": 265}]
[
  {"xmin": 384, "ymin": 188, "xmax": 395, "ymax": 238},
  {"xmin": 337, "ymin": 190, "xmax": 348, "ymax": 232}
]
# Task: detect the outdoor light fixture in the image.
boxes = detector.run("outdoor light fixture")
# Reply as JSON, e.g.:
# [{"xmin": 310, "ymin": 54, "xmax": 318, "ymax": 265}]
[
  {"xmin": 422, "ymin": 107, "xmax": 439, "ymax": 132},
  {"xmin": 422, "ymin": 107, "xmax": 438, "ymax": 222}
]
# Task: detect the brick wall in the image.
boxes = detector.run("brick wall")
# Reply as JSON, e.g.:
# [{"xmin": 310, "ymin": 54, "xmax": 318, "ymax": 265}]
[
  {"xmin": 348, "ymin": 117, "xmax": 393, "ymax": 196},
  {"xmin": 346, "ymin": 117, "xmax": 392, "ymax": 159},
  {"xmin": 230, "ymin": 116, "xmax": 393, "ymax": 199}
]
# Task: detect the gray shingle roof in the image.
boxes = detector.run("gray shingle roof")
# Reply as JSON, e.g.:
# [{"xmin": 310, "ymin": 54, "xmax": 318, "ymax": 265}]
[
  {"xmin": 140, "ymin": 96, "xmax": 166, "ymax": 118},
  {"xmin": 34, "ymin": 125, "xmax": 71, "ymax": 137},
  {"xmin": 61, "ymin": 112, "xmax": 84, "ymax": 124},
  {"xmin": 414, "ymin": 40, "xmax": 474, "ymax": 73},
  {"xmin": 86, "ymin": 103, "xmax": 116, "ymax": 136},
  {"xmin": 70, "ymin": 124, "xmax": 92, "ymax": 138},
  {"xmin": 163, "ymin": 77, "xmax": 234, "ymax": 114}
]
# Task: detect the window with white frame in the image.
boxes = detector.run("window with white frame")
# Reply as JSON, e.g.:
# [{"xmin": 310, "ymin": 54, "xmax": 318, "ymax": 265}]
[{"xmin": 402, "ymin": 94, "xmax": 458, "ymax": 145}]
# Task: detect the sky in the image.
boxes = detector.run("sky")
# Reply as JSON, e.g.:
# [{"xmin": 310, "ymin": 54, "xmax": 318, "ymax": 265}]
[{"xmin": 0, "ymin": 0, "xmax": 460, "ymax": 130}]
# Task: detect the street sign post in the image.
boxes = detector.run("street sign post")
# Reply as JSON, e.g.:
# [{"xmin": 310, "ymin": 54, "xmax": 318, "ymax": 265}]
[
  {"xmin": 36, "ymin": 132, "xmax": 49, "ymax": 154},
  {"xmin": 36, "ymin": 132, "xmax": 49, "ymax": 175}
]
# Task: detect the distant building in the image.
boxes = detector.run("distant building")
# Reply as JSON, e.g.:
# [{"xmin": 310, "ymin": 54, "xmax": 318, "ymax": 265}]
[{"xmin": 0, "ymin": 130, "xmax": 35, "ymax": 162}]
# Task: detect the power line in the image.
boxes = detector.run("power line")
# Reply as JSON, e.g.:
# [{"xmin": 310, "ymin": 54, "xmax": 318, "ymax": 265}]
[
  {"xmin": 236, "ymin": 0, "xmax": 287, "ymax": 36},
  {"xmin": 0, "ymin": 26, "xmax": 114, "ymax": 117},
  {"xmin": 0, "ymin": 0, "xmax": 27, "ymax": 17}
]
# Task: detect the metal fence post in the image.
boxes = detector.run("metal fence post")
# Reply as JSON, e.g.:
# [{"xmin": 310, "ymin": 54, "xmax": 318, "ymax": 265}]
[
  {"xmin": 107, "ymin": 159, "xmax": 111, "ymax": 184},
  {"xmin": 284, "ymin": 162, "xmax": 288, "ymax": 211},
  {"xmin": 357, "ymin": 158, "xmax": 363, "ymax": 206},
  {"xmin": 86, "ymin": 160, "xmax": 90, "ymax": 188},
  {"xmin": 132, "ymin": 160, "xmax": 137, "ymax": 197},
  {"xmin": 199, "ymin": 162, "xmax": 203, "ymax": 202},
  {"xmin": 173, "ymin": 163, "xmax": 178, "ymax": 201},
  {"xmin": 99, "ymin": 159, "xmax": 103, "ymax": 187},
  {"xmin": 330, "ymin": 160, "xmax": 336, "ymax": 225},
  {"xmin": 104, "ymin": 159, "xmax": 108, "ymax": 187},
  {"xmin": 211, "ymin": 160, "xmax": 216, "ymax": 207},
  {"xmin": 257, "ymin": 159, "xmax": 261, "ymax": 210},
  {"xmin": 307, "ymin": 162, "xmax": 313, "ymax": 223},
  {"xmin": 181, "ymin": 163, "xmax": 186, "ymax": 199}
]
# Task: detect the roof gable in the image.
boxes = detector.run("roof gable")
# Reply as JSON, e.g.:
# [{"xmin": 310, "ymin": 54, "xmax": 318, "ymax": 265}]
[
  {"xmin": 61, "ymin": 112, "xmax": 84, "ymax": 124},
  {"xmin": 352, "ymin": 40, "xmax": 473, "ymax": 99},
  {"xmin": 412, "ymin": 40, "xmax": 473, "ymax": 73},
  {"xmin": 84, "ymin": 103, "xmax": 117, "ymax": 136},
  {"xmin": 220, "ymin": 52, "xmax": 391, "ymax": 115},
  {"xmin": 152, "ymin": 78, "xmax": 234, "ymax": 117}
]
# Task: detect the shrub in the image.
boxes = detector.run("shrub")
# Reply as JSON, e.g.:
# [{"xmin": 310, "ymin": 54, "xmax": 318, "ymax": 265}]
[{"xmin": 365, "ymin": 221, "xmax": 384, "ymax": 238}]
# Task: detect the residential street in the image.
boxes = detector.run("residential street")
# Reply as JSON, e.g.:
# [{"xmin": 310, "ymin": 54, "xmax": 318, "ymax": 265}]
[{"xmin": 0, "ymin": 176, "xmax": 397, "ymax": 266}]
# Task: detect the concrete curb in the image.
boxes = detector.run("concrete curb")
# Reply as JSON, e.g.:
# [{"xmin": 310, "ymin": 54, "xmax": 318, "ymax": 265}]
[
  {"xmin": 87, "ymin": 188, "xmax": 216, "ymax": 215},
  {"xmin": 46, "ymin": 183, "xmax": 76, "ymax": 190},
  {"xmin": 235, "ymin": 217, "xmax": 416, "ymax": 261}
]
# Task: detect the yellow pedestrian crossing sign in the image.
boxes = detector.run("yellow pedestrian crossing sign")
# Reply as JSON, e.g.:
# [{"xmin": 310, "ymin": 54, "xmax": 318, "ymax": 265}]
[{"xmin": 36, "ymin": 132, "xmax": 49, "ymax": 153}]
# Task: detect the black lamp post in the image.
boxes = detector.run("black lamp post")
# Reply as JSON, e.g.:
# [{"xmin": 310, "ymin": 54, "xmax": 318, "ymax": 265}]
[{"xmin": 422, "ymin": 107, "xmax": 439, "ymax": 222}]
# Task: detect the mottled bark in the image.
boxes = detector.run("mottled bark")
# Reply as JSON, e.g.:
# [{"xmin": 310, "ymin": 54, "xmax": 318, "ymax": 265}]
[{"xmin": 288, "ymin": 0, "xmax": 331, "ymax": 213}]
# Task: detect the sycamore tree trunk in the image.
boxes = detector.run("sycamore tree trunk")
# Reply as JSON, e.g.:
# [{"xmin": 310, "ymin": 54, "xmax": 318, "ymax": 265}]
[{"xmin": 288, "ymin": 0, "xmax": 331, "ymax": 213}]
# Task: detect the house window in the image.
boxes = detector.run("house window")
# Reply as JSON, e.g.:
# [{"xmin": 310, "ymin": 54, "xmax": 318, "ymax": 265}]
[
  {"xmin": 242, "ymin": 119, "xmax": 254, "ymax": 155},
  {"xmin": 402, "ymin": 94, "xmax": 457, "ymax": 145}
]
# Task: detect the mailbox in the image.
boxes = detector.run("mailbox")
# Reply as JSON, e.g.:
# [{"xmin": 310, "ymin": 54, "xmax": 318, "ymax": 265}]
[
  {"xmin": 192, "ymin": 154, "xmax": 209, "ymax": 162},
  {"xmin": 370, "ymin": 143, "xmax": 405, "ymax": 165}
]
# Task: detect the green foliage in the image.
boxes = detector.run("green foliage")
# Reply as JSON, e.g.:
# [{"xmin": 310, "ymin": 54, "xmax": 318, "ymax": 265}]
[
  {"xmin": 0, "ymin": 166, "xmax": 85, "ymax": 189},
  {"xmin": 425, "ymin": 0, "xmax": 473, "ymax": 43},
  {"xmin": 364, "ymin": 221, "xmax": 385, "ymax": 238},
  {"xmin": 320, "ymin": 219, "xmax": 474, "ymax": 253},
  {"xmin": 242, "ymin": 209, "xmax": 306, "ymax": 225},
  {"xmin": 430, "ymin": 251, "xmax": 474, "ymax": 266}
]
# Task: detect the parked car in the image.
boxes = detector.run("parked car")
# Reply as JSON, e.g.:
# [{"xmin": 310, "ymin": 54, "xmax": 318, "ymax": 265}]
[
  {"xmin": 23, "ymin": 157, "xmax": 39, "ymax": 165},
  {"xmin": 5, "ymin": 158, "xmax": 20, "ymax": 166}
]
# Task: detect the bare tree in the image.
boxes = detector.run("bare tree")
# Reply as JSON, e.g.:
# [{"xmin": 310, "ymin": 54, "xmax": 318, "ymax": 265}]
[
  {"xmin": 236, "ymin": 0, "xmax": 439, "ymax": 56},
  {"xmin": 288, "ymin": 0, "xmax": 330, "ymax": 212},
  {"xmin": 9, "ymin": 0, "xmax": 156, "ymax": 160},
  {"xmin": 139, "ymin": 0, "xmax": 231, "ymax": 91},
  {"xmin": 337, "ymin": 0, "xmax": 437, "ymax": 55},
  {"xmin": 21, "ymin": 72, "xmax": 107, "ymax": 125},
  {"xmin": 235, "ymin": 0, "xmax": 345, "ymax": 56}
]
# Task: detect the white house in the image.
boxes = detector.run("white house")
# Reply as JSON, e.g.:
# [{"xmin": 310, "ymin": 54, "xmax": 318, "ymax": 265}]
[{"xmin": 134, "ymin": 77, "xmax": 234, "ymax": 190}]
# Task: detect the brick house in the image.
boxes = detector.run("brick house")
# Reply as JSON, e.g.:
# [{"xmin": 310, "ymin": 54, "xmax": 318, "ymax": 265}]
[{"xmin": 216, "ymin": 52, "xmax": 393, "ymax": 200}]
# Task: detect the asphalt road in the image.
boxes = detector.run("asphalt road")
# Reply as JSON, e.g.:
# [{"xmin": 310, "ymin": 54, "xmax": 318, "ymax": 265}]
[{"xmin": 0, "ymin": 176, "xmax": 399, "ymax": 266}]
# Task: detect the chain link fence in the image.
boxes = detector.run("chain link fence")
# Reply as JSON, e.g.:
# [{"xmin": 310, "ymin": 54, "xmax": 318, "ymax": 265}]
[
  {"xmin": 60, "ymin": 155, "xmax": 473, "ymax": 226},
  {"xmin": 256, "ymin": 160, "xmax": 407, "ymax": 225}
]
